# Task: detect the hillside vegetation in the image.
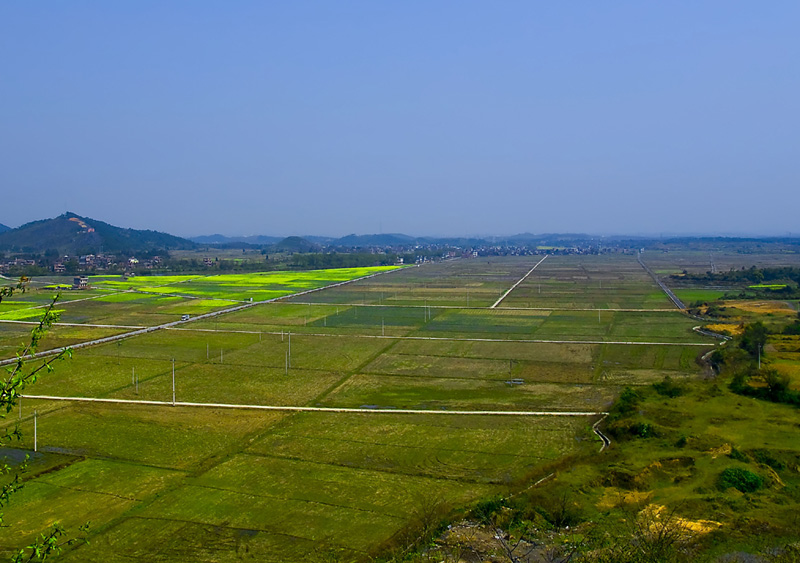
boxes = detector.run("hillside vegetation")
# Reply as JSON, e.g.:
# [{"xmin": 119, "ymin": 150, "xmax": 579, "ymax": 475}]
[{"xmin": 0, "ymin": 212, "xmax": 195, "ymax": 255}]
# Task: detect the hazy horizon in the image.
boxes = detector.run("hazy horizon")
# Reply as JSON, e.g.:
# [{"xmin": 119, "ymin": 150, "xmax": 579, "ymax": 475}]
[
  {"xmin": 2, "ymin": 211, "xmax": 799, "ymax": 241},
  {"xmin": 3, "ymin": 2, "xmax": 799, "ymax": 237}
]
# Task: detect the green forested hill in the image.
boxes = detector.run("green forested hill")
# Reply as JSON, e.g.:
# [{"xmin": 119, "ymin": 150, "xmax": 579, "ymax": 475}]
[
  {"xmin": 271, "ymin": 236, "xmax": 319, "ymax": 253},
  {"xmin": 0, "ymin": 212, "xmax": 195, "ymax": 255}
]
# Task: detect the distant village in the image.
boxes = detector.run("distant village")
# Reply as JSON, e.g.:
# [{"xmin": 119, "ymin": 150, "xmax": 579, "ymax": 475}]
[
  {"xmin": 0, "ymin": 242, "xmax": 638, "ymax": 278},
  {"xmin": 0, "ymin": 253, "xmax": 162, "ymax": 276}
]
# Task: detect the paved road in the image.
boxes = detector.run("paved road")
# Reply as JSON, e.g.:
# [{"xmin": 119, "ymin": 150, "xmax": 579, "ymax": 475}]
[
  {"xmin": 638, "ymin": 252, "xmax": 686, "ymax": 309},
  {"xmin": 20, "ymin": 394, "xmax": 608, "ymax": 416},
  {"xmin": 592, "ymin": 415, "xmax": 611, "ymax": 452},
  {"xmin": 693, "ymin": 326, "xmax": 731, "ymax": 340},
  {"xmin": 490, "ymin": 255, "xmax": 548, "ymax": 309}
]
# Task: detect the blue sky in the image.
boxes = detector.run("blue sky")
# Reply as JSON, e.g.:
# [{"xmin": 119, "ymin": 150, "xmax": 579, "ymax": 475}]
[{"xmin": 2, "ymin": 2, "xmax": 798, "ymax": 237}]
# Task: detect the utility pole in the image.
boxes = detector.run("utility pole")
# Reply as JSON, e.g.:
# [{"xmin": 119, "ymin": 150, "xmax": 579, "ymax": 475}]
[{"xmin": 172, "ymin": 358, "xmax": 176, "ymax": 405}]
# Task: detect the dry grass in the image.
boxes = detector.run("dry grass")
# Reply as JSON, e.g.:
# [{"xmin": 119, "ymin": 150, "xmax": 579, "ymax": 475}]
[{"xmin": 725, "ymin": 300, "xmax": 796, "ymax": 316}]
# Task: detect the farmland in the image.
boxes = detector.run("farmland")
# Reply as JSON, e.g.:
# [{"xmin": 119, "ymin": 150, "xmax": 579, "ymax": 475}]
[{"xmin": 0, "ymin": 257, "xmax": 723, "ymax": 560}]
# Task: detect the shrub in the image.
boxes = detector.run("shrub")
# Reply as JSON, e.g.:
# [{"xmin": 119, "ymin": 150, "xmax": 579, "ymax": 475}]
[
  {"xmin": 782, "ymin": 320, "xmax": 800, "ymax": 335},
  {"xmin": 538, "ymin": 491, "xmax": 584, "ymax": 528},
  {"xmin": 728, "ymin": 447, "xmax": 748, "ymax": 463},
  {"xmin": 630, "ymin": 422, "xmax": 656, "ymax": 438},
  {"xmin": 717, "ymin": 467, "xmax": 763, "ymax": 493},
  {"xmin": 752, "ymin": 449, "xmax": 785, "ymax": 470},
  {"xmin": 653, "ymin": 376, "xmax": 685, "ymax": 398},
  {"xmin": 610, "ymin": 387, "xmax": 641, "ymax": 420},
  {"xmin": 471, "ymin": 496, "xmax": 506, "ymax": 524}
]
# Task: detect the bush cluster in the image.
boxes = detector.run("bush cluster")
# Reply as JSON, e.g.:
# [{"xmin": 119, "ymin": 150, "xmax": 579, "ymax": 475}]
[
  {"xmin": 717, "ymin": 467, "xmax": 763, "ymax": 493},
  {"xmin": 652, "ymin": 376, "xmax": 685, "ymax": 398}
]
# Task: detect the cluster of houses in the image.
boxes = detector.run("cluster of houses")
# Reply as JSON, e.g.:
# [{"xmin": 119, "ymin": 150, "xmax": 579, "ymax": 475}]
[
  {"xmin": 0, "ymin": 253, "xmax": 167, "ymax": 275},
  {"xmin": 0, "ymin": 257, "xmax": 37, "ymax": 272},
  {"xmin": 353, "ymin": 243, "xmax": 609, "ymax": 263},
  {"xmin": 52, "ymin": 255, "xmax": 162, "ymax": 274}
]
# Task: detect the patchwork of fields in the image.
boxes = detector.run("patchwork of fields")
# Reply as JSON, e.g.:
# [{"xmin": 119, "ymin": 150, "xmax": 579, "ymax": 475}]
[{"xmin": 0, "ymin": 257, "xmax": 719, "ymax": 560}]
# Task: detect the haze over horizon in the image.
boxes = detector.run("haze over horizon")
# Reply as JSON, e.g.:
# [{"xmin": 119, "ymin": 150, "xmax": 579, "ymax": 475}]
[
  {"xmin": 3, "ymin": 2, "xmax": 799, "ymax": 237},
  {"xmin": 3, "ymin": 212, "xmax": 800, "ymax": 241}
]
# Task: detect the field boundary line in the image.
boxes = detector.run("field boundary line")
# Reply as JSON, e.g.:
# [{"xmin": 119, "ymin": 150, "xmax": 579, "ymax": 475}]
[
  {"xmin": 287, "ymin": 302, "xmax": 680, "ymax": 312},
  {"xmin": 128, "ymin": 289, "xmax": 248, "ymax": 303},
  {"xmin": 19, "ymin": 394, "xmax": 607, "ymax": 416},
  {"xmin": 490, "ymin": 255, "xmax": 548, "ymax": 309},
  {"xmin": 0, "ymin": 289, "xmax": 135, "ymax": 315},
  {"xmin": 164, "ymin": 327, "xmax": 715, "ymax": 346},
  {"xmin": 0, "ymin": 267, "xmax": 402, "ymax": 366},
  {"xmin": 0, "ymin": 320, "xmax": 145, "ymax": 329}
]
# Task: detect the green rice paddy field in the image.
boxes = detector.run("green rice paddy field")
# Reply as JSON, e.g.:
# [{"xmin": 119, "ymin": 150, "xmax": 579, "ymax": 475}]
[{"xmin": 0, "ymin": 257, "xmax": 723, "ymax": 560}]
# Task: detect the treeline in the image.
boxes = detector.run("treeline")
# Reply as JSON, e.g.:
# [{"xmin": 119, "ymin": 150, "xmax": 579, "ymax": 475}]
[
  {"xmin": 710, "ymin": 320, "xmax": 800, "ymax": 407},
  {"xmin": 674, "ymin": 266, "xmax": 800, "ymax": 285},
  {"xmin": 289, "ymin": 253, "xmax": 411, "ymax": 269}
]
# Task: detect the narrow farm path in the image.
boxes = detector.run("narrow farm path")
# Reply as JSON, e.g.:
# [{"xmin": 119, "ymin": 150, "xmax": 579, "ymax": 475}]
[
  {"xmin": 490, "ymin": 255, "xmax": 548, "ymax": 308},
  {"xmin": 288, "ymin": 301, "xmax": 678, "ymax": 312},
  {"xmin": 0, "ymin": 320, "xmax": 145, "ymax": 329},
  {"xmin": 19, "ymin": 395, "xmax": 607, "ymax": 416},
  {"xmin": 164, "ymin": 328, "xmax": 715, "ymax": 347}
]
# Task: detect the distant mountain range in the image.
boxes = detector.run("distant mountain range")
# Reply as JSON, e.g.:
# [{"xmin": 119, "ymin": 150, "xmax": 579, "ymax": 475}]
[
  {"xmin": 185, "ymin": 231, "xmax": 596, "ymax": 249},
  {"xmin": 6, "ymin": 213, "xmax": 795, "ymax": 258},
  {"xmin": 335, "ymin": 233, "xmax": 418, "ymax": 247},
  {"xmin": 273, "ymin": 236, "xmax": 320, "ymax": 253},
  {"xmin": 0, "ymin": 212, "xmax": 196, "ymax": 255}
]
